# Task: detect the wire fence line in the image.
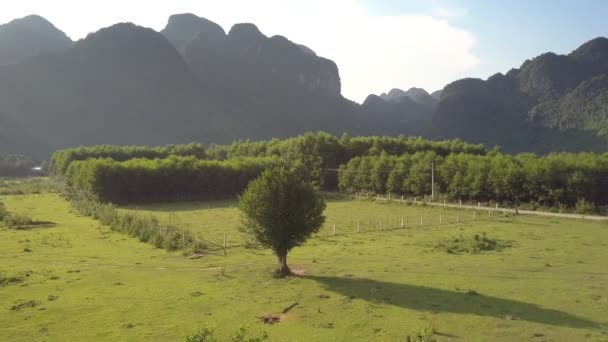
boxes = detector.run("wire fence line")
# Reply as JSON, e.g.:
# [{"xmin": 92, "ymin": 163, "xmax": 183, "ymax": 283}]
[
  {"xmin": 354, "ymin": 192, "xmax": 608, "ymax": 222},
  {"xmin": 202, "ymin": 197, "xmax": 507, "ymax": 254}
]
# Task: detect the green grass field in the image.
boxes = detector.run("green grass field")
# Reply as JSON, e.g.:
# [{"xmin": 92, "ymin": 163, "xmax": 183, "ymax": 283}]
[{"xmin": 1, "ymin": 193, "xmax": 607, "ymax": 341}]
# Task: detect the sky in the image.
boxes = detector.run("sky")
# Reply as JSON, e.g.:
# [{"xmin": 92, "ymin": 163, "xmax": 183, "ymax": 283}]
[{"xmin": 0, "ymin": 0, "xmax": 606, "ymax": 102}]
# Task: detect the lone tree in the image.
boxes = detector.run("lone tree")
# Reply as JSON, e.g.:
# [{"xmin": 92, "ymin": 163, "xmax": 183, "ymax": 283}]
[{"xmin": 239, "ymin": 167, "xmax": 326, "ymax": 277}]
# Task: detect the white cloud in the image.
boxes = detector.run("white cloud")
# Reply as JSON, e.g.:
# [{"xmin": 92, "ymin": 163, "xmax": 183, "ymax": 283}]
[{"xmin": 0, "ymin": 0, "xmax": 480, "ymax": 102}]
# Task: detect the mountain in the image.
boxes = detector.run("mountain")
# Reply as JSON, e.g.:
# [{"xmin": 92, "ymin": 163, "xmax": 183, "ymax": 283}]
[
  {"xmin": 0, "ymin": 15, "xmax": 359, "ymax": 158},
  {"xmin": 161, "ymin": 14, "xmax": 355, "ymax": 140},
  {"xmin": 430, "ymin": 37, "xmax": 608, "ymax": 153},
  {"xmin": 379, "ymin": 87, "xmax": 439, "ymax": 108},
  {"xmin": 164, "ymin": 14, "xmax": 341, "ymax": 96},
  {"xmin": 359, "ymin": 93, "xmax": 433, "ymax": 135},
  {"xmin": 0, "ymin": 22, "xmax": 235, "ymax": 157},
  {"xmin": 0, "ymin": 15, "xmax": 72, "ymax": 65},
  {"xmin": 1, "ymin": 14, "xmax": 607, "ymax": 158}
]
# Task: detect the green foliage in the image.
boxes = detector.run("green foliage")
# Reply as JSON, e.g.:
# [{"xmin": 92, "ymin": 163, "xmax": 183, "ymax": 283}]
[
  {"xmin": 0, "ymin": 177, "xmax": 55, "ymax": 195},
  {"xmin": 239, "ymin": 167, "xmax": 326, "ymax": 276},
  {"xmin": 436, "ymin": 233, "xmax": 511, "ymax": 254},
  {"xmin": 185, "ymin": 327, "xmax": 218, "ymax": 342},
  {"xmin": 62, "ymin": 156, "xmax": 282, "ymax": 204},
  {"xmin": 206, "ymin": 132, "xmax": 486, "ymax": 190},
  {"xmin": 0, "ymin": 200, "xmax": 6, "ymax": 221},
  {"xmin": 340, "ymin": 151, "xmax": 608, "ymax": 211},
  {"xmin": 184, "ymin": 326, "xmax": 267, "ymax": 342},
  {"xmin": 50, "ymin": 143, "xmax": 206, "ymax": 176},
  {"xmin": 3, "ymin": 213, "xmax": 36, "ymax": 228},
  {"xmin": 575, "ymin": 198, "xmax": 595, "ymax": 215},
  {"xmin": 69, "ymin": 191, "xmax": 200, "ymax": 251}
]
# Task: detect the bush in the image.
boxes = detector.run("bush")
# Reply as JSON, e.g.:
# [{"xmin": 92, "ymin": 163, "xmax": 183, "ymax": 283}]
[
  {"xmin": 69, "ymin": 191, "xmax": 201, "ymax": 252},
  {"xmin": 437, "ymin": 233, "xmax": 511, "ymax": 254},
  {"xmin": 0, "ymin": 201, "xmax": 7, "ymax": 221},
  {"xmin": 575, "ymin": 198, "xmax": 595, "ymax": 215},
  {"xmin": 3, "ymin": 213, "xmax": 35, "ymax": 227},
  {"xmin": 185, "ymin": 326, "xmax": 267, "ymax": 342}
]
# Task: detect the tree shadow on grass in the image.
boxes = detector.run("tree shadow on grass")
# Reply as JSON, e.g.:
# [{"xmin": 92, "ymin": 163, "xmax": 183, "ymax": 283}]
[{"xmin": 307, "ymin": 275, "xmax": 601, "ymax": 329}]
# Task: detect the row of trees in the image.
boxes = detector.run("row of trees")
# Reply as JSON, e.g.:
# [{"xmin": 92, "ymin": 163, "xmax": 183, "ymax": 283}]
[
  {"xmin": 50, "ymin": 133, "xmax": 487, "ymax": 191},
  {"xmin": 64, "ymin": 156, "xmax": 283, "ymax": 203},
  {"xmin": 50, "ymin": 143, "xmax": 206, "ymax": 176},
  {"xmin": 206, "ymin": 132, "xmax": 488, "ymax": 189},
  {"xmin": 338, "ymin": 151, "xmax": 608, "ymax": 208}
]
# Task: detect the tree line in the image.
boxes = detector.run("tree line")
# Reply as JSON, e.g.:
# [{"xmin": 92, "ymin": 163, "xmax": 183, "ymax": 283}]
[
  {"xmin": 338, "ymin": 151, "xmax": 608, "ymax": 209},
  {"xmin": 63, "ymin": 156, "xmax": 283, "ymax": 203},
  {"xmin": 206, "ymin": 132, "xmax": 487, "ymax": 189},
  {"xmin": 50, "ymin": 143, "xmax": 206, "ymax": 176},
  {"xmin": 50, "ymin": 133, "xmax": 487, "ymax": 191}
]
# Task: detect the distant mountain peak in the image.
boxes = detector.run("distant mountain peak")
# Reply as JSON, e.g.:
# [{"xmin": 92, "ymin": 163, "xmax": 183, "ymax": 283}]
[
  {"xmin": 0, "ymin": 14, "xmax": 72, "ymax": 66},
  {"xmin": 378, "ymin": 87, "xmax": 437, "ymax": 108},
  {"xmin": 569, "ymin": 37, "xmax": 608, "ymax": 64},
  {"xmin": 228, "ymin": 23, "xmax": 266, "ymax": 41},
  {"xmin": 161, "ymin": 14, "xmax": 225, "ymax": 52}
]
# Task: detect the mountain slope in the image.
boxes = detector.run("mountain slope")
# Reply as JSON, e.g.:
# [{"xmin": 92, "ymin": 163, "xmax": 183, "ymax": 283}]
[
  {"xmin": 0, "ymin": 15, "xmax": 72, "ymax": 66},
  {"xmin": 430, "ymin": 37, "xmax": 608, "ymax": 153}
]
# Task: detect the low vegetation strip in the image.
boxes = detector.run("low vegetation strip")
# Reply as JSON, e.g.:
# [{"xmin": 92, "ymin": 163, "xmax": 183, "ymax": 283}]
[
  {"xmin": 68, "ymin": 191, "xmax": 202, "ymax": 251},
  {"xmin": 61, "ymin": 156, "xmax": 283, "ymax": 203}
]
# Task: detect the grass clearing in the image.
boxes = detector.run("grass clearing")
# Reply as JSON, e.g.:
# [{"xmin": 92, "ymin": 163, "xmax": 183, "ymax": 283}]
[{"xmin": 1, "ymin": 193, "xmax": 607, "ymax": 341}]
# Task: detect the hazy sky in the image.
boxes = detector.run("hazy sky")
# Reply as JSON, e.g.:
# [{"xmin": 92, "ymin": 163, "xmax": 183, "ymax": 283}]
[{"xmin": 1, "ymin": 0, "xmax": 606, "ymax": 102}]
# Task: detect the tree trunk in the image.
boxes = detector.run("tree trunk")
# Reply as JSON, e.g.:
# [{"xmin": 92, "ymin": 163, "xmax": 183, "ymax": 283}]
[{"xmin": 276, "ymin": 252, "xmax": 291, "ymax": 277}]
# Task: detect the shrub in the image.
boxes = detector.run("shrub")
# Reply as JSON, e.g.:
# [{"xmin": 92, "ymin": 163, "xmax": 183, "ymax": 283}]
[
  {"xmin": 185, "ymin": 326, "xmax": 267, "ymax": 342},
  {"xmin": 69, "ymin": 191, "xmax": 200, "ymax": 252},
  {"xmin": 575, "ymin": 198, "xmax": 595, "ymax": 215},
  {"xmin": 437, "ymin": 233, "xmax": 511, "ymax": 254},
  {"xmin": 0, "ymin": 201, "xmax": 7, "ymax": 221},
  {"xmin": 3, "ymin": 213, "xmax": 35, "ymax": 227}
]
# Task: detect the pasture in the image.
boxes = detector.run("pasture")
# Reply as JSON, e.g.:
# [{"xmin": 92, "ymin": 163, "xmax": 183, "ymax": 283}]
[{"xmin": 1, "ymin": 193, "xmax": 607, "ymax": 341}]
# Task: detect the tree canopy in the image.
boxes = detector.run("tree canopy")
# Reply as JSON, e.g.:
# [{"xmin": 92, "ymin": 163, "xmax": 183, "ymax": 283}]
[{"xmin": 239, "ymin": 167, "xmax": 326, "ymax": 277}]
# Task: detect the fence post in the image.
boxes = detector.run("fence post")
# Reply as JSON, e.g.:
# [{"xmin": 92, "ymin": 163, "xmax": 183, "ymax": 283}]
[
  {"xmin": 333, "ymin": 223, "xmax": 336, "ymax": 236},
  {"xmin": 401, "ymin": 216, "xmax": 404, "ymax": 228},
  {"xmin": 405, "ymin": 216, "xmax": 408, "ymax": 228},
  {"xmin": 420, "ymin": 216, "xmax": 423, "ymax": 227},
  {"xmin": 443, "ymin": 199, "xmax": 446, "ymax": 207},
  {"xmin": 478, "ymin": 202, "xmax": 481, "ymax": 208},
  {"xmin": 503, "ymin": 209, "xmax": 506, "ymax": 217},
  {"xmin": 456, "ymin": 213, "xmax": 459, "ymax": 223},
  {"xmin": 439, "ymin": 213, "xmax": 442, "ymax": 225},
  {"xmin": 388, "ymin": 193, "xmax": 391, "ymax": 200},
  {"xmin": 459, "ymin": 200, "xmax": 462, "ymax": 208},
  {"xmin": 223, "ymin": 234, "xmax": 227, "ymax": 256},
  {"xmin": 414, "ymin": 197, "xmax": 417, "ymax": 204}
]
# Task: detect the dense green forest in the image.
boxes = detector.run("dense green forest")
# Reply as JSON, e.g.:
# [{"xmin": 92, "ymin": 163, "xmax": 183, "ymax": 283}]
[
  {"xmin": 50, "ymin": 143, "xmax": 205, "ymax": 176},
  {"xmin": 62, "ymin": 156, "xmax": 282, "ymax": 203},
  {"xmin": 51, "ymin": 133, "xmax": 487, "ymax": 190},
  {"xmin": 338, "ymin": 152, "xmax": 608, "ymax": 209},
  {"xmin": 205, "ymin": 132, "xmax": 487, "ymax": 189},
  {"xmin": 50, "ymin": 133, "xmax": 608, "ymax": 211}
]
